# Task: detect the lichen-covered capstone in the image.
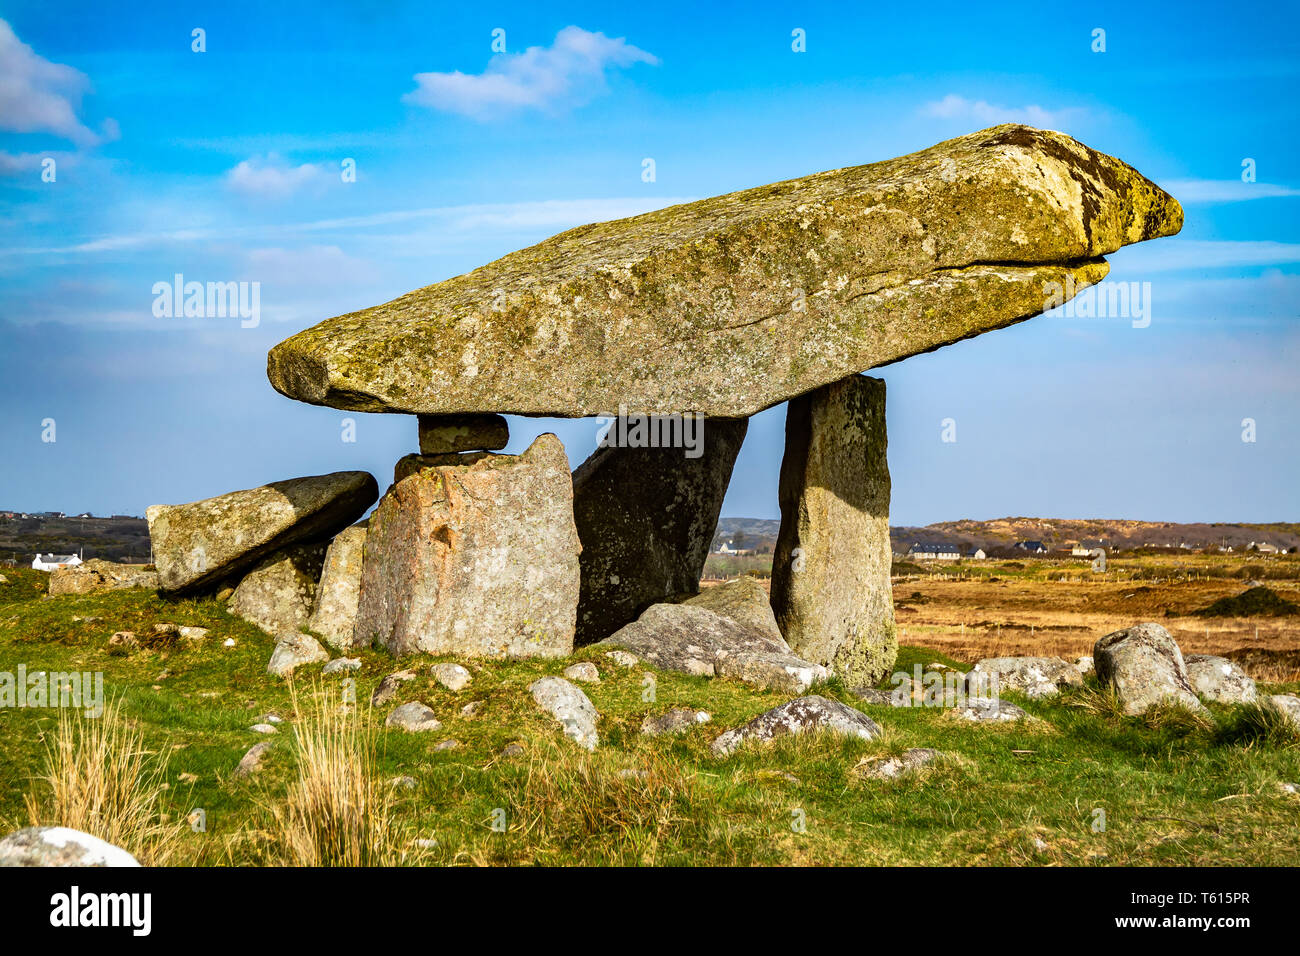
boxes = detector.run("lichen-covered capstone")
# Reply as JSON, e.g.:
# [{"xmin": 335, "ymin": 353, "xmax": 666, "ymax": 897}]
[
  {"xmin": 267, "ymin": 124, "xmax": 1181, "ymax": 418},
  {"xmin": 572, "ymin": 418, "xmax": 747, "ymax": 644},
  {"xmin": 770, "ymin": 375, "xmax": 896, "ymax": 686},
  {"xmin": 354, "ymin": 434, "xmax": 580, "ymax": 659},
  {"xmin": 145, "ymin": 471, "xmax": 377, "ymax": 595}
]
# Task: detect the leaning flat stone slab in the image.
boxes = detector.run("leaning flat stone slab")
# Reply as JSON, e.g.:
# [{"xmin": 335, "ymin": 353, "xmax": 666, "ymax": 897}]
[
  {"xmin": 572, "ymin": 418, "xmax": 747, "ymax": 644},
  {"xmin": 268, "ymin": 124, "xmax": 1181, "ymax": 418},
  {"xmin": 354, "ymin": 434, "xmax": 580, "ymax": 659},
  {"xmin": 146, "ymin": 471, "xmax": 378, "ymax": 594},
  {"xmin": 711, "ymin": 695, "xmax": 882, "ymax": 756},
  {"xmin": 771, "ymin": 375, "xmax": 896, "ymax": 686}
]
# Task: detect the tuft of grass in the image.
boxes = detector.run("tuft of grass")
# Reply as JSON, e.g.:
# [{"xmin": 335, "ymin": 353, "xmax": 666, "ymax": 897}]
[
  {"xmin": 1215, "ymin": 702, "xmax": 1300, "ymax": 750},
  {"xmin": 1067, "ymin": 682, "xmax": 1128, "ymax": 722},
  {"xmin": 257, "ymin": 683, "xmax": 422, "ymax": 867},
  {"xmin": 23, "ymin": 699, "xmax": 182, "ymax": 865}
]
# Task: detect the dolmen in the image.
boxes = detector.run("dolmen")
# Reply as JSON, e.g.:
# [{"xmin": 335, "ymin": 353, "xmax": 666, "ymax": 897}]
[{"xmin": 148, "ymin": 124, "xmax": 1182, "ymax": 687}]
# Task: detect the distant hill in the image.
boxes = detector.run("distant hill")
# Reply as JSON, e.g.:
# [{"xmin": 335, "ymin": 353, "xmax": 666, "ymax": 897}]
[
  {"xmin": 716, "ymin": 516, "xmax": 1300, "ymax": 555},
  {"xmin": 0, "ymin": 514, "xmax": 151, "ymax": 565}
]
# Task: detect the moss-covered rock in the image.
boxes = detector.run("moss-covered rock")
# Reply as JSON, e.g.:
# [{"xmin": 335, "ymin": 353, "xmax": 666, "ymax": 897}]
[{"xmin": 267, "ymin": 124, "xmax": 1181, "ymax": 418}]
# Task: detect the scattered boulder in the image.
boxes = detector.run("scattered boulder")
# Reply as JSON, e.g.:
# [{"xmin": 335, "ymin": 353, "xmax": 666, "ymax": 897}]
[
  {"xmin": 641, "ymin": 708, "xmax": 711, "ymax": 736},
  {"xmin": 307, "ymin": 523, "xmax": 368, "ymax": 649},
  {"xmin": 604, "ymin": 650, "xmax": 639, "ymax": 669},
  {"xmin": 48, "ymin": 559, "xmax": 158, "ymax": 596},
  {"xmin": 354, "ymin": 434, "xmax": 580, "ymax": 659},
  {"xmin": 500, "ymin": 742, "xmax": 525, "ymax": 758},
  {"xmin": 146, "ymin": 470, "xmax": 377, "ymax": 595},
  {"xmin": 948, "ymin": 697, "xmax": 1033, "ymax": 723},
  {"xmin": 563, "ymin": 662, "xmax": 600, "ymax": 683},
  {"xmin": 371, "ymin": 669, "xmax": 417, "ymax": 706},
  {"xmin": 0, "ymin": 827, "xmax": 140, "ymax": 867},
  {"xmin": 107, "ymin": 631, "xmax": 138, "ymax": 655},
  {"xmin": 268, "ymin": 126, "xmax": 1180, "ymax": 419},
  {"xmin": 418, "ymin": 413, "xmax": 509, "ymax": 454},
  {"xmin": 1075, "ymin": 655, "xmax": 1094, "ymax": 675},
  {"xmin": 771, "ymin": 375, "xmax": 897, "ymax": 686},
  {"xmin": 678, "ymin": 576, "xmax": 784, "ymax": 645},
  {"xmin": 386, "ymin": 702, "xmax": 443, "ymax": 733},
  {"xmin": 1263, "ymin": 694, "xmax": 1300, "ymax": 731},
  {"xmin": 599, "ymin": 602, "xmax": 827, "ymax": 693},
  {"xmin": 234, "ymin": 741, "xmax": 273, "ymax": 777},
  {"xmin": 230, "ymin": 543, "xmax": 326, "ymax": 638},
  {"xmin": 711, "ymin": 696, "xmax": 882, "ymax": 756},
  {"xmin": 529, "ymin": 677, "xmax": 599, "ymax": 750},
  {"xmin": 434, "ymin": 739, "xmax": 462, "ymax": 751},
  {"xmin": 178, "ymin": 626, "xmax": 209, "ymax": 642},
  {"xmin": 856, "ymin": 748, "xmax": 942, "ymax": 780},
  {"xmin": 431, "ymin": 663, "xmax": 472, "ymax": 691},
  {"xmin": 851, "ymin": 686, "xmax": 912, "ymax": 707},
  {"xmin": 322, "ymin": 657, "xmax": 361, "ymax": 675},
  {"xmin": 1185, "ymin": 654, "xmax": 1257, "ymax": 704},
  {"xmin": 266, "ymin": 633, "xmax": 329, "ymax": 678},
  {"xmin": 966, "ymin": 656, "xmax": 1083, "ymax": 698},
  {"xmin": 1093, "ymin": 622, "xmax": 1203, "ymax": 715},
  {"xmin": 571, "ymin": 417, "xmax": 748, "ymax": 645},
  {"xmin": 249, "ymin": 723, "xmax": 278, "ymax": 734}
]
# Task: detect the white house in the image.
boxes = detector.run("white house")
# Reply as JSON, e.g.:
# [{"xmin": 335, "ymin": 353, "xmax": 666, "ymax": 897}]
[
  {"xmin": 907, "ymin": 542, "xmax": 963, "ymax": 561},
  {"xmin": 967, "ymin": 547, "xmax": 988, "ymax": 560},
  {"xmin": 33, "ymin": 552, "xmax": 82, "ymax": 571}
]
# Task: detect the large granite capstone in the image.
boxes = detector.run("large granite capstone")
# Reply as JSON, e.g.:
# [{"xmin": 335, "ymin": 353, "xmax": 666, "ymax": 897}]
[{"xmin": 267, "ymin": 124, "xmax": 1181, "ymax": 418}]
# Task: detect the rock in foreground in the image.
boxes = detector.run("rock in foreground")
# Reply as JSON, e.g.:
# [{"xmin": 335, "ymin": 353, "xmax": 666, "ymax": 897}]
[
  {"xmin": 229, "ymin": 543, "xmax": 325, "ymax": 638},
  {"xmin": 268, "ymin": 125, "xmax": 1181, "ymax": 418},
  {"xmin": 146, "ymin": 471, "xmax": 377, "ymax": 594},
  {"xmin": 1184, "ymin": 654, "xmax": 1257, "ymax": 705},
  {"xmin": 529, "ymin": 677, "xmax": 600, "ymax": 750},
  {"xmin": 711, "ymin": 696, "xmax": 881, "ymax": 756},
  {"xmin": 966, "ymin": 656, "xmax": 1084, "ymax": 699},
  {"xmin": 0, "ymin": 827, "xmax": 140, "ymax": 867},
  {"xmin": 1093, "ymin": 622, "xmax": 1203, "ymax": 715},
  {"xmin": 48, "ymin": 560, "xmax": 158, "ymax": 596}
]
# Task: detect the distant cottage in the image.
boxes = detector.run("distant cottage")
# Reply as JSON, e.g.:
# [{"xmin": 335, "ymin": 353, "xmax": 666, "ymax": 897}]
[
  {"xmin": 1014, "ymin": 540, "xmax": 1048, "ymax": 554},
  {"xmin": 906, "ymin": 542, "xmax": 962, "ymax": 561},
  {"xmin": 32, "ymin": 552, "xmax": 82, "ymax": 571}
]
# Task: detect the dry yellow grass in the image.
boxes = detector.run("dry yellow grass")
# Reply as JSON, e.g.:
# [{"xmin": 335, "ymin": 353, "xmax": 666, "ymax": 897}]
[{"xmin": 23, "ymin": 699, "xmax": 182, "ymax": 865}]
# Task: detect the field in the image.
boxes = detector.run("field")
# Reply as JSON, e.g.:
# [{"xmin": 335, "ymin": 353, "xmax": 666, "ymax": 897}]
[{"xmin": 1, "ymin": 557, "xmax": 1299, "ymax": 867}]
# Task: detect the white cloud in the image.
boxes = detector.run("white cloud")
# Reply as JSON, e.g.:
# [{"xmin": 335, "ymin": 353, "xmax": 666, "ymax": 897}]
[
  {"xmin": 921, "ymin": 94, "xmax": 1081, "ymax": 130},
  {"xmin": 242, "ymin": 245, "xmax": 378, "ymax": 287},
  {"xmin": 404, "ymin": 25, "xmax": 657, "ymax": 119},
  {"xmin": 1163, "ymin": 178, "xmax": 1300, "ymax": 203},
  {"xmin": 0, "ymin": 18, "xmax": 110, "ymax": 145},
  {"xmin": 225, "ymin": 154, "xmax": 328, "ymax": 199}
]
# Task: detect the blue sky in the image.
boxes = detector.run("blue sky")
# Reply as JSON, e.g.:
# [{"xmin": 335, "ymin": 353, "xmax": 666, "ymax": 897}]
[{"xmin": 1, "ymin": 0, "xmax": 1297, "ymax": 524}]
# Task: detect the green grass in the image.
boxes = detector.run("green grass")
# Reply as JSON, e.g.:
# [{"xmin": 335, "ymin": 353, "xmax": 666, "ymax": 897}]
[{"xmin": 2, "ymin": 567, "xmax": 1299, "ymax": 866}]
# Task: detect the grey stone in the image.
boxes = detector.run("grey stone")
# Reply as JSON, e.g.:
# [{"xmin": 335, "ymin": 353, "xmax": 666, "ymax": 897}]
[
  {"xmin": 249, "ymin": 723, "xmax": 277, "ymax": 734},
  {"xmin": 146, "ymin": 471, "xmax": 377, "ymax": 595},
  {"xmin": 604, "ymin": 650, "xmax": 639, "ymax": 668},
  {"xmin": 770, "ymin": 375, "xmax": 896, "ymax": 686},
  {"xmin": 266, "ymin": 633, "xmax": 329, "ymax": 678},
  {"xmin": 857, "ymin": 748, "xmax": 942, "ymax": 780},
  {"xmin": 679, "ymin": 576, "xmax": 783, "ymax": 645},
  {"xmin": 1094, "ymin": 622, "xmax": 1204, "ymax": 715},
  {"xmin": 966, "ymin": 656, "xmax": 1084, "ymax": 699},
  {"xmin": 308, "ymin": 524, "xmax": 368, "ymax": 650},
  {"xmin": 418, "ymin": 413, "xmax": 509, "ymax": 454},
  {"xmin": 235, "ymin": 741, "xmax": 273, "ymax": 777},
  {"xmin": 371, "ymin": 669, "xmax": 417, "ymax": 706},
  {"xmin": 571, "ymin": 418, "xmax": 748, "ymax": 645},
  {"xmin": 1076, "ymin": 655, "xmax": 1094, "ymax": 675},
  {"xmin": 385, "ymin": 701, "xmax": 443, "ymax": 733},
  {"xmin": 563, "ymin": 662, "xmax": 600, "ymax": 683},
  {"xmin": 949, "ymin": 697, "xmax": 1033, "ymax": 723},
  {"xmin": 1184, "ymin": 655, "xmax": 1257, "ymax": 704},
  {"xmin": 355, "ymin": 434, "xmax": 580, "ymax": 659},
  {"xmin": 598, "ymin": 602, "xmax": 827, "ymax": 693},
  {"xmin": 711, "ymin": 695, "xmax": 882, "ymax": 756},
  {"xmin": 267, "ymin": 126, "xmax": 1181, "ymax": 419},
  {"xmin": 48, "ymin": 559, "xmax": 158, "ymax": 596},
  {"xmin": 1264, "ymin": 694, "xmax": 1300, "ymax": 731},
  {"xmin": 322, "ymin": 657, "xmax": 361, "ymax": 675},
  {"xmin": 0, "ymin": 827, "xmax": 140, "ymax": 867},
  {"xmin": 641, "ymin": 708, "xmax": 712, "ymax": 736},
  {"xmin": 231, "ymin": 543, "xmax": 326, "ymax": 638},
  {"xmin": 529, "ymin": 676, "xmax": 599, "ymax": 750},
  {"xmin": 431, "ymin": 662, "xmax": 472, "ymax": 691}
]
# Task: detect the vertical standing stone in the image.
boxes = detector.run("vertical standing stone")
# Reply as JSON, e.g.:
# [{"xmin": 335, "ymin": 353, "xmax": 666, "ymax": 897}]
[
  {"xmin": 571, "ymin": 417, "xmax": 748, "ymax": 645},
  {"xmin": 770, "ymin": 375, "xmax": 896, "ymax": 686},
  {"xmin": 354, "ymin": 433, "xmax": 580, "ymax": 659},
  {"xmin": 308, "ymin": 523, "xmax": 368, "ymax": 650}
]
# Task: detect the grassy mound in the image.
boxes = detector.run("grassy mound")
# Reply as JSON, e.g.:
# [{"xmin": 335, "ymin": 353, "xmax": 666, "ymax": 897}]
[{"xmin": 1192, "ymin": 586, "xmax": 1300, "ymax": 618}]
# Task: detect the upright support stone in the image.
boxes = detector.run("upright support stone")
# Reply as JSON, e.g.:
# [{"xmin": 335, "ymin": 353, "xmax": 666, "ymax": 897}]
[
  {"xmin": 770, "ymin": 375, "xmax": 896, "ymax": 686},
  {"xmin": 354, "ymin": 433, "xmax": 579, "ymax": 658},
  {"xmin": 571, "ymin": 417, "xmax": 748, "ymax": 645}
]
